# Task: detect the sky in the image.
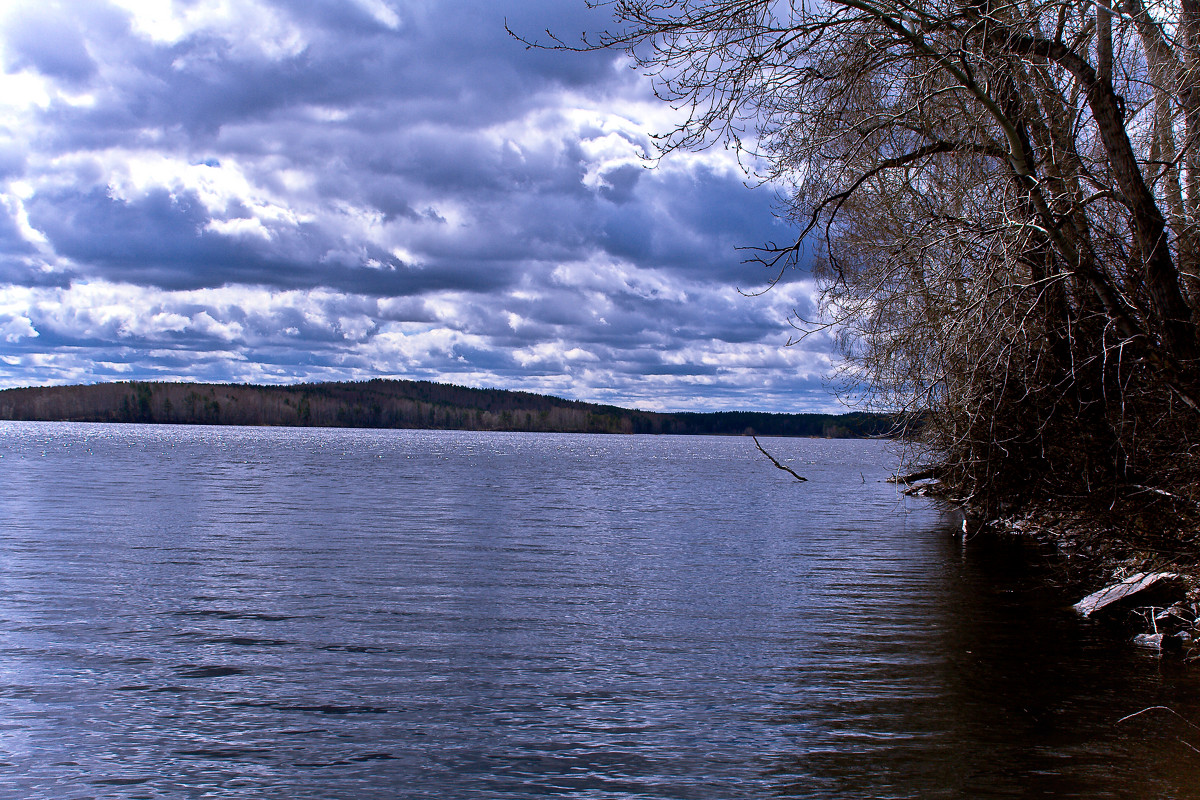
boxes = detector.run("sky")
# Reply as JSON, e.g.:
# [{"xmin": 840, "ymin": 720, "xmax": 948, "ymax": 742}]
[{"xmin": 0, "ymin": 0, "xmax": 840, "ymax": 413}]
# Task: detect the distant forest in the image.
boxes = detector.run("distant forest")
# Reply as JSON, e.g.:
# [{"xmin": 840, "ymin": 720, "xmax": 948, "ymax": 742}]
[{"xmin": 0, "ymin": 380, "xmax": 895, "ymax": 438}]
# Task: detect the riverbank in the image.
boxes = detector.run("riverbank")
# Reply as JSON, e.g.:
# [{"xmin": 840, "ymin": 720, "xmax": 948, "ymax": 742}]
[
  {"xmin": 987, "ymin": 509, "xmax": 1200, "ymax": 656},
  {"xmin": 902, "ymin": 469, "xmax": 1200, "ymax": 655}
]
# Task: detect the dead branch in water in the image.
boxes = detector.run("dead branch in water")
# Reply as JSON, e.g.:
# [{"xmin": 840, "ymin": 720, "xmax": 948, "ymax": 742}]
[
  {"xmin": 886, "ymin": 466, "xmax": 942, "ymax": 484},
  {"xmin": 752, "ymin": 436, "xmax": 807, "ymax": 482}
]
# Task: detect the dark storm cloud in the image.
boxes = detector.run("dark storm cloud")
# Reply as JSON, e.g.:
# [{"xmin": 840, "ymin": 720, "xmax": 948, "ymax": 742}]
[
  {"xmin": 597, "ymin": 165, "xmax": 799, "ymax": 284},
  {"xmin": 0, "ymin": 0, "xmax": 837, "ymax": 411},
  {"xmin": 3, "ymin": 4, "xmax": 97, "ymax": 85},
  {"xmin": 28, "ymin": 0, "xmax": 621, "ymax": 152},
  {"xmin": 24, "ymin": 185, "xmax": 518, "ymax": 295}
]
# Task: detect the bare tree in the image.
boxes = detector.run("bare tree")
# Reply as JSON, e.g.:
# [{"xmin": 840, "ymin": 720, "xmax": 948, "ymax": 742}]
[{"xmin": 522, "ymin": 0, "xmax": 1200, "ymax": 522}]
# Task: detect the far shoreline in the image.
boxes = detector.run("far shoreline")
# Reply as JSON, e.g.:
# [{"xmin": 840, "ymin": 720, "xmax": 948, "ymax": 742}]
[{"xmin": 0, "ymin": 379, "xmax": 899, "ymax": 439}]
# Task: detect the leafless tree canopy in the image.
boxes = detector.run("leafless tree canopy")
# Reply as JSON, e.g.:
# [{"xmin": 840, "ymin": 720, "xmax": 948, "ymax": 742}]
[{"xmin": 527, "ymin": 0, "xmax": 1200, "ymax": 527}]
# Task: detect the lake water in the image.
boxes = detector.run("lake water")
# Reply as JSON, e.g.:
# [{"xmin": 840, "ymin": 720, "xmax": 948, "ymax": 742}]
[{"xmin": 1, "ymin": 423, "xmax": 1198, "ymax": 799}]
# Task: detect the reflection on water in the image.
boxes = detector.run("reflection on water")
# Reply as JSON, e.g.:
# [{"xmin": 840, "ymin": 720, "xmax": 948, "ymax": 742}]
[{"xmin": 0, "ymin": 422, "xmax": 1197, "ymax": 799}]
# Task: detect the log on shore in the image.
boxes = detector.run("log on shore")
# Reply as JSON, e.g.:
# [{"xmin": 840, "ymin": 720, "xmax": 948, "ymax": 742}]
[{"xmin": 1073, "ymin": 572, "xmax": 1185, "ymax": 618}]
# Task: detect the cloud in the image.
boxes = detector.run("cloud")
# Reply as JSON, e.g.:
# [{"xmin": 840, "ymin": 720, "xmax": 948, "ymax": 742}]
[
  {"xmin": 3, "ymin": 2, "xmax": 98, "ymax": 86},
  {"xmin": 0, "ymin": 0, "xmax": 839, "ymax": 412}
]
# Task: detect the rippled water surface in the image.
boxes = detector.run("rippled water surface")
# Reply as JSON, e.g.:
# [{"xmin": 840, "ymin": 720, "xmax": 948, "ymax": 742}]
[{"xmin": 2, "ymin": 422, "xmax": 1199, "ymax": 799}]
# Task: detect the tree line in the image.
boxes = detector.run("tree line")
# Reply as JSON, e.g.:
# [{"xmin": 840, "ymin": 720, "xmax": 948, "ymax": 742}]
[{"xmin": 0, "ymin": 380, "xmax": 895, "ymax": 438}]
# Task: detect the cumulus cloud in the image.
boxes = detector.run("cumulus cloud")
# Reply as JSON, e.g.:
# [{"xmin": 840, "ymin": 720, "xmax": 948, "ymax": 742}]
[{"xmin": 0, "ymin": 0, "xmax": 836, "ymax": 412}]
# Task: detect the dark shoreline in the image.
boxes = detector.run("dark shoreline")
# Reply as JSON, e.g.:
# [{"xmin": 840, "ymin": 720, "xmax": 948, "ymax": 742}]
[{"xmin": 928, "ymin": 487, "xmax": 1200, "ymax": 657}]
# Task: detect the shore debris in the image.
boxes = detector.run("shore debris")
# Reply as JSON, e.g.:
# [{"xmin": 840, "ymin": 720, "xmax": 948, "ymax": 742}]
[
  {"xmin": 988, "ymin": 511, "xmax": 1200, "ymax": 659},
  {"xmin": 1133, "ymin": 631, "xmax": 1192, "ymax": 651},
  {"xmin": 902, "ymin": 479, "xmax": 941, "ymax": 497},
  {"xmin": 1073, "ymin": 572, "xmax": 1184, "ymax": 618},
  {"xmin": 1133, "ymin": 633, "xmax": 1165, "ymax": 649},
  {"xmin": 886, "ymin": 466, "xmax": 941, "ymax": 484}
]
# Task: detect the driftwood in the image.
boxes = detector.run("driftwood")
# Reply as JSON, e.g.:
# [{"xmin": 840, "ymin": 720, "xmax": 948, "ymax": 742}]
[
  {"xmin": 1072, "ymin": 572, "xmax": 1184, "ymax": 618},
  {"xmin": 886, "ymin": 466, "xmax": 942, "ymax": 484},
  {"xmin": 752, "ymin": 436, "xmax": 808, "ymax": 482}
]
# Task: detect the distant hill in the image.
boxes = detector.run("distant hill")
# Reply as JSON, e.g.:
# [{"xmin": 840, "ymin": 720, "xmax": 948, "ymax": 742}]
[{"xmin": 0, "ymin": 379, "xmax": 897, "ymax": 438}]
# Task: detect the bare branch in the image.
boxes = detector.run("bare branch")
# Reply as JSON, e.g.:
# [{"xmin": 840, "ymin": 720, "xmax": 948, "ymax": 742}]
[{"xmin": 752, "ymin": 436, "xmax": 808, "ymax": 481}]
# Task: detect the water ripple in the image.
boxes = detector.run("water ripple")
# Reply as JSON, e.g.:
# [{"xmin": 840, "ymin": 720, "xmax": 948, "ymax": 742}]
[{"xmin": 0, "ymin": 424, "xmax": 1198, "ymax": 798}]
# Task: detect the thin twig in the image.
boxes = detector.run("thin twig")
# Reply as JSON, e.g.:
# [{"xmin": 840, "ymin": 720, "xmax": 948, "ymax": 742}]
[
  {"xmin": 752, "ymin": 436, "xmax": 808, "ymax": 482},
  {"xmin": 1116, "ymin": 707, "xmax": 1200, "ymax": 755},
  {"xmin": 1116, "ymin": 706, "xmax": 1200, "ymax": 732}
]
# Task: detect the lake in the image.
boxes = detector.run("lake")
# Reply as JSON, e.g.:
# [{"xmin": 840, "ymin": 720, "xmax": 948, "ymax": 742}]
[{"xmin": 1, "ymin": 422, "xmax": 1198, "ymax": 798}]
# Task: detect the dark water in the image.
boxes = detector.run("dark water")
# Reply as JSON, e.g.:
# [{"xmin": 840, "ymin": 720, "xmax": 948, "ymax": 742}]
[{"xmin": 1, "ymin": 423, "xmax": 1198, "ymax": 799}]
